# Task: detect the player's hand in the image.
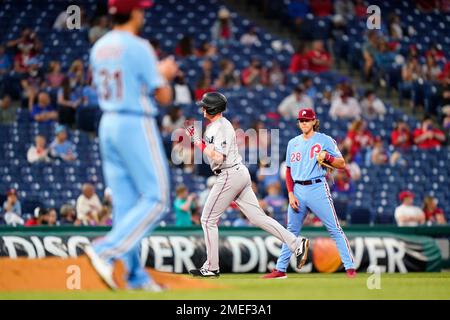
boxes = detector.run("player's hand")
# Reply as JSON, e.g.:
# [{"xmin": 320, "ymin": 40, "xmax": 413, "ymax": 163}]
[
  {"xmin": 183, "ymin": 120, "xmax": 201, "ymax": 145},
  {"xmin": 158, "ymin": 56, "xmax": 178, "ymax": 81},
  {"xmin": 288, "ymin": 192, "xmax": 300, "ymax": 212}
]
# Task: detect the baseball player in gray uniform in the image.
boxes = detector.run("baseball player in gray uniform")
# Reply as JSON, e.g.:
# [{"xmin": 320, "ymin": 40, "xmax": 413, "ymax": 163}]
[{"xmin": 184, "ymin": 92, "xmax": 309, "ymax": 277}]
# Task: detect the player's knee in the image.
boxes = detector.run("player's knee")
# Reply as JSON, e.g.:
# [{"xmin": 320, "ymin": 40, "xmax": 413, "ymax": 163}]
[{"xmin": 200, "ymin": 215, "xmax": 218, "ymax": 226}]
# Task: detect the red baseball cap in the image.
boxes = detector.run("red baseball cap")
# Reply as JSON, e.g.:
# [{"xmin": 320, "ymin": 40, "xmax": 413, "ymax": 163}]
[
  {"xmin": 399, "ymin": 191, "xmax": 414, "ymax": 201},
  {"xmin": 108, "ymin": 0, "xmax": 153, "ymax": 15},
  {"xmin": 297, "ymin": 108, "xmax": 316, "ymax": 120}
]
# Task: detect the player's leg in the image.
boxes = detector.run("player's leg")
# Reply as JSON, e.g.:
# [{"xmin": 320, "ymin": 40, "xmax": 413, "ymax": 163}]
[
  {"xmin": 234, "ymin": 168, "xmax": 307, "ymax": 256},
  {"xmin": 195, "ymin": 171, "xmax": 245, "ymax": 274},
  {"xmin": 306, "ymin": 182, "xmax": 355, "ymax": 270},
  {"xmin": 274, "ymin": 201, "xmax": 308, "ymax": 273},
  {"xmin": 93, "ymin": 117, "xmax": 170, "ymax": 274}
]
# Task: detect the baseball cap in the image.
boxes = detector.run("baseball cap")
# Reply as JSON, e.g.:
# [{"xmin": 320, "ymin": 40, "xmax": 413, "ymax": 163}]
[
  {"xmin": 399, "ymin": 191, "xmax": 414, "ymax": 201},
  {"xmin": 108, "ymin": 0, "xmax": 153, "ymax": 15},
  {"xmin": 7, "ymin": 188, "xmax": 17, "ymax": 196},
  {"xmin": 297, "ymin": 108, "xmax": 316, "ymax": 121}
]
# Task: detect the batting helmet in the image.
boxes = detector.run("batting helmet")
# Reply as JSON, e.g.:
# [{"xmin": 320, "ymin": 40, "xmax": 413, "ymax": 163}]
[{"xmin": 196, "ymin": 92, "xmax": 227, "ymax": 115}]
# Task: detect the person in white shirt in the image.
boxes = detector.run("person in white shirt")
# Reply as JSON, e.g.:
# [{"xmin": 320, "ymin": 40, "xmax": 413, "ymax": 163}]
[
  {"xmin": 27, "ymin": 135, "xmax": 51, "ymax": 163},
  {"xmin": 329, "ymin": 88, "xmax": 361, "ymax": 120},
  {"xmin": 278, "ymin": 85, "xmax": 314, "ymax": 120},
  {"xmin": 394, "ymin": 191, "xmax": 426, "ymax": 227},
  {"xmin": 360, "ymin": 90, "xmax": 386, "ymax": 119},
  {"xmin": 239, "ymin": 26, "xmax": 261, "ymax": 47},
  {"xmin": 76, "ymin": 183, "xmax": 103, "ymax": 225}
]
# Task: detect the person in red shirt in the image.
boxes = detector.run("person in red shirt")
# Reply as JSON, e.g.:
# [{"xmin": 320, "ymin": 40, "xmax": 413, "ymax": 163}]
[
  {"xmin": 289, "ymin": 43, "xmax": 309, "ymax": 73},
  {"xmin": 354, "ymin": 0, "xmax": 367, "ymax": 18},
  {"xmin": 309, "ymin": 0, "xmax": 333, "ymax": 17},
  {"xmin": 175, "ymin": 34, "xmax": 194, "ymax": 58},
  {"xmin": 391, "ymin": 121, "xmax": 412, "ymax": 150},
  {"xmin": 307, "ymin": 40, "xmax": 332, "ymax": 73},
  {"xmin": 422, "ymin": 196, "xmax": 446, "ymax": 225},
  {"xmin": 343, "ymin": 119, "xmax": 374, "ymax": 160},
  {"xmin": 413, "ymin": 118, "xmax": 446, "ymax": 149}
]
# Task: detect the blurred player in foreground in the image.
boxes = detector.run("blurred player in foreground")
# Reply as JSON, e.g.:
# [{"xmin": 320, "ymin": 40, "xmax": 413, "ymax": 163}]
[{"xmin": 86, "ymin": 0, "xmax": 177, "ymax": 290}]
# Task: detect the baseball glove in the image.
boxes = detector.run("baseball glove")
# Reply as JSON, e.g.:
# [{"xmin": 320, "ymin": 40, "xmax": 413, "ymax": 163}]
[{"xmin": 316, "ymin": 151, "xmax": 334, "ymax": 170}]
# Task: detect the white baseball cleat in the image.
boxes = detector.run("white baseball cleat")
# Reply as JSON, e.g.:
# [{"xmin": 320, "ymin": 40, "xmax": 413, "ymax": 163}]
[
  {"xmin": 295, "ymin": 237, "xmax": 310, "ymax": 270},
  {"xmin": 84, "ymin": 245, "xmax": 118, "ymax": 290}
]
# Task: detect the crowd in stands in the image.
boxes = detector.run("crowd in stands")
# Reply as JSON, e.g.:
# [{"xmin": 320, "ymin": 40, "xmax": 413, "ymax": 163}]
[{"xmin": 0, "ymin": 2, "xmax": 449, "ymax": 227}]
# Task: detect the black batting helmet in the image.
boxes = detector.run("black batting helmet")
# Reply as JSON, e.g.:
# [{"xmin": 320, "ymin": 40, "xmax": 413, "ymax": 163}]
[{"xmin": 196, "ymin": 92, "xmax": 227, "ymax": 115}]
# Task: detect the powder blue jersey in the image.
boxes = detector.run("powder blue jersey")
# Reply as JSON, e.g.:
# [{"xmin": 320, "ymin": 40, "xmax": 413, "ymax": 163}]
[
  {"xmin": 286, "ymin": 132, "xmax": 342, "ymax": 181},
  {"xmin": 90, "ymin": 30, "xmax": 163, "ymax": 115}
]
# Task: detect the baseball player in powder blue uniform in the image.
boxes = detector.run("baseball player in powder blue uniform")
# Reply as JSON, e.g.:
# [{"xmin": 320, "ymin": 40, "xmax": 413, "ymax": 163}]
[
  {"xmin": 263, "ymin": 108, "xmax": 356, "ymax": 279},
  {"xmin": 85, "ymin": 0, "xmax": 177, "ymax": 290}
]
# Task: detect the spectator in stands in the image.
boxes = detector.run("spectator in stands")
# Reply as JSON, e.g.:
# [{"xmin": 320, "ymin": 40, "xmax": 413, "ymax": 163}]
[
  {"xmin": 287, "ymin": 0, "xmax": 309, "ymax": 35},
  {"xmin": 2, "ymin": 188, "xmax": 22, "ymax": 222},
  {"xmin": 7, "ymin": 28, "xmax": 41, "ymax": 72},
  {"xmin": 198, "ymin": 176, "xmax": 217, "ymax": 212},
  {"xmin": 89, "ymin": 15, "xmax": 109, "ymax": 44},
  {"xmin": 425, "ymin": 43, "xmax": 446, "ymax": 64},
  {"xmin": 82, "ymin": 77, "xmax": 99, "ymax": 107},
  {"xmin": 59, "ymin": 204, "xmax": 80, "ymax": 226},
  {"xmin": 400, "ymin": 57, "xmax": 423, "ymax": 107},
  {"xmin": 172, "ymin": 71, "xmax": 194, "ymax": 105},
  {"xmin": 195, "ymin": 41, "xmax": 217, "ymax": 58},
  {"xmin": 413, "ymin": 117, "xmax": 446, "ymax": 149},
  {"xmin": 49, "ymin": 125, "xmax": 77, "ymax": 161},
  {"xmin": 211, "ymin": 7, "xmax": 234, "ymax": 46},
  {"xmin": 46, "ymin": 61, "xmax": 65, "ymax": 89},
  {"xmin": 289, "ymin": 43, "xmax": 309, "ymax": 73},
  {"xmin": 25, "ymin": 207, "xmax": 57, "ymax": 226},
  {"xmin": 44, "ymin": 208, "xmax": 58, "ymax": 226},
  {"xmin": 175, "ymin": 34, "xmax": 195, "ymax": 58},
  {"xmin": 174, "ymin": 184, "xmax": 198, "ymax": 227},
  {"xmin": 215, "ymin": 59, "xmax": 240, "ymax": 88},
  {"xmin": 423, "ymin": 196, "xmax": 446, "ymax": 225},
  {"xmin": 391, "ymin": 121, "xmax": 412, "ymax": 150},
  {"xmin": 76, "ymin": 183, "xmax": 102, "ymax": 226},
  {"xmin": 331, "ymin": 167, "xmax": 354, "ymax": 219},
  {"xmin": 267, "ymin": 60, "xmax": 285, "ymax": 86},
  {"xmin": 194, "ymin": 75, "xmax": 215, "ymax": 101},
  {"xmin": 199, "ymin": 59, "xmax": 216, "ymax": 82},
  {"xmin": 362, "ymin": 31, "xmax": 380, "ymax": 81},
  {"xmin": 343, "ymin": 152, "xmax": 361, "ymax": 181},
  {"xmin": 360, "ymin": 90, "xmax": 386, "ymax": 119},
  {"xmin": 31, "ymin": 91, "xmax": 58, "ymax": 124},
  {"xmin": 395, "ymin": 191, "xmax": 425, "ymax": 227},
  {"xmin": 232, "ymin": 211, "xmax": 252, "ymax": 227},
  {"xmin": 161, "ymin": 106, "xmax": 185, "ymax": 139},
  {"xmin": 329, "ymin": 85, "xmax": 361, "ymax": 120},
  {"xmin": 354, "ymin": 0, "xmax": 367, "ymax": 18},
  {"xmin": 27, "ymin": 134, "xmax": 51, "ymax": 163},
  {"xmin": 302, "ymin": 76, "xmax": 317, "ymax": 99},
  {"xmin": 261, "ymin": 182, "xmax": 287, "ymax": 216},
  {"xmin": 241, "ymin": 58, "xmax": 268, "ymax": 87},
  {"xmin": 373, "ymin": 39, "xmax": 396, "ymax": 86},
  {"xmin": 365, "ymin": 137, "xmax": 405, "ymax": 166},
  {"xmin": 343, "ymin": 119, "xmax": 373, "ymax": 160},
  {"xmin": 21, "ymin": 57, "xmax": 44, "ymax": 110},
  {"xmin": 388, "ymin": 13, "xmax": 403, "ymax": 40},
  {"xmin": 0, "ymin": 95, "xmax": 16, "ymax": 125},
  {"xmin": 307, "ymin": 40, "xmax": 332, "ymax": 73},
  {"xmin": 422, "ymin": 55, "xmax": 441, "ymax": 81},
  {"xmin": 278, "ymin": 84, "xmax": 313, "ymax": 120},
  {"xmin": 239, "ymin": 26, "xmax": 261, "ymax": 47},
  {"xmin": 53, "ymin": 6, "xmax": 88, "ymax": 30},
  {"xmin": 334, "ymin": 0, "xmax": 355, "ymax": 22},
  {"xmin": 310, "ymin": 0, "xmax": 333, "ymax": 17},
  {"xmin": 57, "ymin": 77, "xmax": 82, "ymax": 126},
  {"xmin": 0, "ymin": 44, "xmax": 11, "ymax": 76}
]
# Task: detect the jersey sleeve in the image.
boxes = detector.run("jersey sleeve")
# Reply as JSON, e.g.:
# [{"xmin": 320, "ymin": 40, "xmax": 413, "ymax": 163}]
[
  {"xmin": 138, "ymin": 41, "xmax": 165, "ymax": 92},
  {"xmin": 323, "ymin": 135, "xmax": 343, "ymax": 158},
  {"xmin": 213, "ymin": 128, "xmax": 233, "ymax": 156}
]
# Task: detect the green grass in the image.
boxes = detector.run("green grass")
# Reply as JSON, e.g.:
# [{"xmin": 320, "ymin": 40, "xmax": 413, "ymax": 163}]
[{"xmin": 1, "ymin": 273, "xmax": 449, "ymax": 300}]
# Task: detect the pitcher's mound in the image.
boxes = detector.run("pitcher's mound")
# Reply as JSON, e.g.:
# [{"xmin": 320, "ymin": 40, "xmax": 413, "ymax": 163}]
[{"xmin": 0, "ymin": 257, "xmax": 222, "ymax": 292}]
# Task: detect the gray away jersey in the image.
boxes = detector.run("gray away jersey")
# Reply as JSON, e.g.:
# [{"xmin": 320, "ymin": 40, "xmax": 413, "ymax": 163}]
[{"xmin": 204, "ymin": 117, "xmax": 242, "ymax": 171}]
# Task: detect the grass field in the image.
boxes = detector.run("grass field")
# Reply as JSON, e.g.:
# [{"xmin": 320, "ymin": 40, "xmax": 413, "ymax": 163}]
[{"xmin": 1, "ymin": 273, "xmax": 449, "ymax": 300}]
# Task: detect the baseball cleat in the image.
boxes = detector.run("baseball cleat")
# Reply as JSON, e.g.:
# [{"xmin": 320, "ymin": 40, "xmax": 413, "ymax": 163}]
[
  {"xmin": 262, "ymin": 269, "xmax": 287, "ymax": 279},
  {"xmin": 189, "ymin": 268, "xmax": 220, "ymax": 278},
  {"xmin": 346, "ymin": 268, "xmax": 357, "ymax": 278},
  {"xmin": 295, "ymin": 237, "xmax": 310, "ymax": 269},
  {"xmin": 84, "ymin": 245, "xmax": 118, "ymax": 290}
]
